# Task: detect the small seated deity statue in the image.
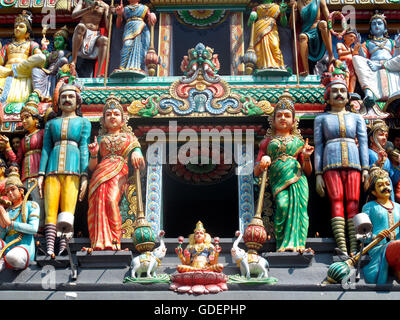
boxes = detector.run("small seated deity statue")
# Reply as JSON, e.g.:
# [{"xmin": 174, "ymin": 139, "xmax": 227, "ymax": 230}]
[{"xmin": 175, "ymin": 221, "xmax": 223, "ymax": 273}]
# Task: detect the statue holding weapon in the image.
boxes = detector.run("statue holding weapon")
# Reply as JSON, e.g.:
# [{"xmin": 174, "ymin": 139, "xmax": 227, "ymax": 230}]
[{"xmin": 327, "ymin": 166, "xmax": 400, "ymax": 284}]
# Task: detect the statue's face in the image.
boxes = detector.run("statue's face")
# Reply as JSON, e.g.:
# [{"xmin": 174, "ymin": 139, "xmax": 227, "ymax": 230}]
[
  {"xmin": 343, "ymin": 33, "xmax": 356, "ymax": 45},
  {"xmin": 194, "ymin": 230, "xmax": 205, "ymax": 244},
  {"xmin": 393, "ymin": 137, "xmax": 400, "ymax": 149},
  {"xmin": 21, "ymin": 111, "xmax": 37, "ymax": 132},
  {"xmin": 11, "ymin": 137, "xmax": 21, "ymax": 151},
  {"xmin": 104, "ymin": 108, "xmax": 123, "ymax": 132},
  {"xmin": 372, "ymin": 177, "xmax": 392, "ymax": 200},
  {"xmin": 53, "ymin": 36, "xmax": 66, "ymax": 51},
  {"xmin": 370, "ymin": 18, "xmax": 386, "ymax": 38},
  {"xmin": 59, "ymin": 90, "xmax": 77, "ymax": 113},
  {"xmin": 5, "ymin": 185, "xmax": 23, "ymax": 204},
  {"xmin": 274, "ymin": 109, "xmax": 294, "ymax": 133},
  {"xmin": 372, "ymin": 129, "xmax": 388, "ymax": 148},
  {"xmin": 14, "ymin": 22, "xmax": 28, "ymax": 40},
  {"xmin": 329, "ymin": 83, "xmax": 348, "ymax": 107}
]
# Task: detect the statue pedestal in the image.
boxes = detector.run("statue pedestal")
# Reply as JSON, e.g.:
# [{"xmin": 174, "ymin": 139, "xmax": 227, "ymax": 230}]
[
  {"xmin": 109, "ymin": 69, "xmax": 146, "ymax": 79},
  {"xmin": 76, "ymin": 250, "xmax": 133, "ymax": 268},
  {"xmin": 35, "ymin": 255, "xmax": 71, "ymax": 268},
  {"xmin": 253, "ymin": 68, "xmax": 291, "ymax": 77},
  {"xmin": 261, "ymin": 251, "xmax": 314, "ymax": 268}
]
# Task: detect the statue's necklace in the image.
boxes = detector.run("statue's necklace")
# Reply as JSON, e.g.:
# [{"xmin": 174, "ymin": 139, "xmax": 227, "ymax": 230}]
[{"xmin": 12, "ymin": 40, "xmax": 28, "ymax": 47}]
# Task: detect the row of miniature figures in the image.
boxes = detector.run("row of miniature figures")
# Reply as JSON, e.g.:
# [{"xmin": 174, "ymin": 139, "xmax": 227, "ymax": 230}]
[
  {"xmin": 1, "ymin": 3, "xmax": 400, "ymax": 110},
  {"xmin": 0, "ymin": 71, "xmax": 400, "ymax": 288}
]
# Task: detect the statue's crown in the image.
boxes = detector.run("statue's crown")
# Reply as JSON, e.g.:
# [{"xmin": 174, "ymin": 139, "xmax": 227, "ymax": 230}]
[
  {"xmin": 20, "ymin": 101, "xmax": 39, "ymax": 116},
  {"xmin": 104, "ymin": 94, "xmax": 123, "ymax": 113},
  {"xmin": 370, "ymin": 11, "xmax": 387, "ymax": 24},
  {"xmin": 368, "ymin": 119, "xmax": 389, "ymax": 136},
  {"xmin": 368, "ymin": 165, "xmax": 389, "ymax": 189},
  {"xmin": 194, "ymin": 221, "xmax": 206, "ymax": 233},
  {"xmin": 5, "ymin": 172, "xmax": 24, "ymax": 189},
  {"xmin": 275, "ymin": 90, "xmax": 295, "ymax": 114},
  {"xmin": 15, "ymin": 10, "xmax": 32, "ymax": 27}
]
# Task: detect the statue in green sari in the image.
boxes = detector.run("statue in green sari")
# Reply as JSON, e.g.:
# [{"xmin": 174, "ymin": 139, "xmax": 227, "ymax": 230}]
[{"xmin": 254, "ymin": 91, "xmax": 314, "ymax": 252}]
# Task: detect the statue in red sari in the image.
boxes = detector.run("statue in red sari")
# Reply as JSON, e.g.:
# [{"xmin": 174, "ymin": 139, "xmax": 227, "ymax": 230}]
[{"xmin": 86, "ymin": 94, "xmax": 144, "ymax": 251}]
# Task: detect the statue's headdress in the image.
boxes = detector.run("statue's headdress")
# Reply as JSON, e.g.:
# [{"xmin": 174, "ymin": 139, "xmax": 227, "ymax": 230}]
[
  {"xmin": 15, "ymin": 10, "xmax": 33, "ymax": 28},
  {"xmin": 5, "ymin": 172, "xmax": 24, "ymax": 189},
  {"xmin": 104, "ymin": 94, "xmax": 124, "ymax": 115},
  {"xmin": 368, "ymin": 119, "xmax": 389, "ymax": 137},
  {"xmin": 194, "ymin": 221, "xmax": 206, "ymax": 233},
  {"xmin": 54, "ymin": 25, "xmax": 69, "ymax": 42},
  {"xmin": 20, "ymin": 101, "xmax": 40, "ymax": 116},
  {"xmin": 321, "ymin": 72, "xmax": 348, "ymax": 101},
  {"xmin": 59, "ymin": 83, "xmax": 81, "ymax": 96}
]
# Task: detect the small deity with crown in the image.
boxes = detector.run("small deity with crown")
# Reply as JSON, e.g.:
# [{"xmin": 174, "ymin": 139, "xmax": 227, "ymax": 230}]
[{"xmin": 175, "ymin": 221, "xmax": 223, "ymax": 273}]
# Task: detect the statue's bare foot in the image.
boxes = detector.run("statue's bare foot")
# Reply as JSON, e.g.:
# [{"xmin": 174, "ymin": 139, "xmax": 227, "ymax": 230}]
[{"xmin": 300, "ymin": 71, "xmax": 309, "ymax": 76}]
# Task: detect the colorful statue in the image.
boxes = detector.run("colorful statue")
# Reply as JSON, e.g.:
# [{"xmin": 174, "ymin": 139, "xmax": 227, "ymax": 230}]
[
  {"xmin": 336, "ymin": 29, "xmax": 360, "ymax": 93},
  {"xmin": 0, "ymin": 11, "xmax": 46, "ymax": 107},
  {"xmin": 32, "ymin": 26, "xmax": 71, "ymax": 102},
  {"xmin": 254, "ymin": 91, "xmax": 314, "ymax": 252},
  {"xmin": 368, "ymin": 120, "xmax": 400, "ymax": 202},
  {"xmin": 86, "ymin": 94, "xmax": 144, "ymax": 251},
  {"xmin": 171, "ymin": 221, "xmax": 228, "ymax": 294},
  {"xmin": 248, "ymin": 0, "xmax": 288, "ymax": 71},
  {"xmin": 14, "ymin": 102, "xmax": 45, "ymax": 232},
  {"xmin": 289, "ymin": 0, "xmax": 334, "ymax": 76},
  {"xmin": 115, "ymin": 0, "xmax": 157, "ymax": 76},
  {"xmin": 361, "ymin": 166, "xmax": 400, "ymax": 284},
  {"xmin": 353, "ymin": 12, "xmax": 400, "ymax": 108},
  {"xmin": 175, "ymin": 221, "xmax": 223, "ymax": 273},
  {"xmin": 180, "ymin": 43, "xmax": 220, "ymax": 80},
  {"xmin": 0, "ymin": 173, "xmax": 39, "ymax": 271},
  {"xmin": 38, "ymin": 84, "xmax": 91, "ymax": 256},
  {"xmin": 314, "ymin": 74, "xmax": 369, "ymax": 256},
  {"xmin": 71, "ymin": 0, "xmax": 110, "ymax": 77}
]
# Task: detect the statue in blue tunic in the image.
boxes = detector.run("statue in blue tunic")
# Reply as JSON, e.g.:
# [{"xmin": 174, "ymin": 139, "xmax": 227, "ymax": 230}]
[
  {"xmin": 362, "ymin": 166, "xmax": 400, "ymax": 284},
  {"xmin": 115, "ymin": 0, "xmax": 157, "ymax": 76},
  {"xmin": 0, "ymin": 173, "xmax": 39, "ymax": 271}
]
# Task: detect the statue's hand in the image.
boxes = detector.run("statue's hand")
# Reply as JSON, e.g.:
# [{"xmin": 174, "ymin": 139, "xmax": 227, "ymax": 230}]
[
  {"xmin": 280, "ymin": 2, "xmax": 288, "ymax": 13},
  {"xmin": 37, "ymin": 175, "xmax": 44, "ymax": 199},
  {"xmin": 353, "ymin": 42, "xmax": 361, "ymax": 54},
  {"xmin": 316, "ymin": 174, "xmax": 325, "ymax": 197},
  {"xmin": 131, "ymin": 151, "xmax": 145, "ymax": 170},
  {"xmin": 148, "ymin": 12, "xmax": 157, "ymax": 26},
  {"xmin": 175, "ymin": 246, "xmax": 183, "ymax": 256},
  {"xmin": 377, "ymin": 229, "xmax": 391, "ymax": 239},
  {"xmin": 115, "ymin": 4, "xmax": 124, "ymax": 16},
  {"xmin": 79, "ymin": 175, "xmax": 88, "ymax": 202},
  {"xmin": 362, "ymin": 169, "xmax": 369, "ymax": 191},
  {"xmin": 259, "ymin": 155, "xmax": 271, "ymax": 171},
  {"xmin": 0, "ymin": 206, "xmax": 10, "ymax": 229},
  {"xmin": 183, "ymin": 249, "xmax": 190, "ymax": 259},
  {"xmin": 301, "ymin": 138, "xmax": 314, "ymax": 158},
  {"xmin": 367, "ymin": 60, "xmax": 382, "ymax": 72},
  {"xmin": 88, "ymin": 136, "xmax": 99, "ymax": 157}
]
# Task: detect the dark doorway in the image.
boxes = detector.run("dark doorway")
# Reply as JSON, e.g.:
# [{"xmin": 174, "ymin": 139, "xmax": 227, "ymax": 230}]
[{"xmin": 162, "ymin": 167, "xmax": 239, "ymax": 238}]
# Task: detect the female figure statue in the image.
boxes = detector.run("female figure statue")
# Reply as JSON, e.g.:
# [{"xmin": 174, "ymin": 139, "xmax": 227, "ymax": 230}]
[
  {"xmin": 254, "ymin": 91, "xmax": 314, "ymax": 252},
  {"xmin": 248, "ymin": 0, "xmax": 288, "ymax": 70},
  {"xmin": 115, "ymin": 0, "xmax": 157, "ymax": 75},
  {"xmin": 0, "ymin": 11, "xmax": 46, "ymax": 107},
  {"xmin": 87, "ymin": 94, "xmax": 145, "ymax": 251}
]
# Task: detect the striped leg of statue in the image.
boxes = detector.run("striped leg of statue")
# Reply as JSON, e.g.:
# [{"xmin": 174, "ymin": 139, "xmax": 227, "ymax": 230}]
[
  {"xmin": 45, "ymin": 223, "xmax": 57, "ymax": 256},
  {"xmin": 331, "ymin": 217, "xmax": 347, "ymax": 255},
  {"xmin": 347, "ymin": 218, "xmax": 358, "ymax": 256}
]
